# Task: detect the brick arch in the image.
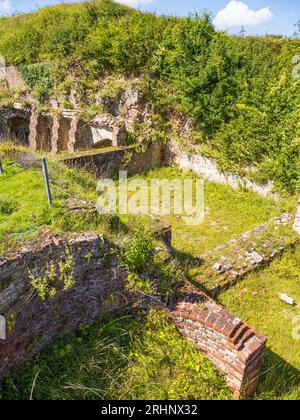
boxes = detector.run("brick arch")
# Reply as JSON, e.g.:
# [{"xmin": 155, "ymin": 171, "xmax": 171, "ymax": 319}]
[
  {"xmin": 36, "ymin": 115, "xmax": 53, "ymax": 152},
  {"xmin": 7, "ymin": 116, "xmax": 30, "ymax": 145}
]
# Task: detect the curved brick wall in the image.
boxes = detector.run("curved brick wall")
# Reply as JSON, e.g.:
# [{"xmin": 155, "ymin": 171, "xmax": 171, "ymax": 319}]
[
  {"xmin": 171, "ymin": 286, "xmax": 267, "ymax": 398},
  {"xmin": 0, "ymin": 232, "xmax": 132, "ymax": 380}
]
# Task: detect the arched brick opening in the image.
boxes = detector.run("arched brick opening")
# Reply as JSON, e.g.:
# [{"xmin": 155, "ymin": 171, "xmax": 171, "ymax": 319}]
[
  {"xmin": 36, "ymin": 115, "xmax": 53, "ymax": 152},
  {"xmin": 57, "ymin": 117, "xmax": 71, "ymax": 153},
  {"xmin": 74, "ymin": 120, "xmax": 92, "ymax": 151},
  {"xmin": 8, "ymin": 116, "xmax": 30, "ymax": 145}
]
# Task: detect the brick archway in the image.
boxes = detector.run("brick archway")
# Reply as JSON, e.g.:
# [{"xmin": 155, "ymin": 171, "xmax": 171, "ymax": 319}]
[{"xmin": 8, "ymin": 116, "xmax": 30, "ymax": 145}]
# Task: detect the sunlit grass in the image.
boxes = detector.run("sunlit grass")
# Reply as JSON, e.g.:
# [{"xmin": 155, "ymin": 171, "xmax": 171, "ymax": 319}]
[
  {"xmin": 219, "ymin": 247, "xmax": 300, "ymax": 400},
  {"xmin": 0, "ymin": 310, "xmax": 231, "ymax": 401},
  {"xmin": 121, "ymin": 167, "xmax": 285, "ymax": 259}
]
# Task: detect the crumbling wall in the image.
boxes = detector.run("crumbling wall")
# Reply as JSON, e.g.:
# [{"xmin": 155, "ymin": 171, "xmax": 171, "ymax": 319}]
[
  {"xmin": 167, "ymin": 139, "xmax": 276, "ymax": 199},
  {"xmin": 4, "ymin": 66, "xmax": 27, "ymax": 91},
  {"xmin": 171, "ymin": 286, "xmax": 267, "ymax": 398},
  {"xmin": 0, "ymin": 231, "xmax": 132, "ymax": 381},
  {"xmin": 63, "ymin": 141, "xmax": 167, "ymax": 178},
  {"xmin": 90, "ymin": 115, "xmax": 127, "ymax": 148}
]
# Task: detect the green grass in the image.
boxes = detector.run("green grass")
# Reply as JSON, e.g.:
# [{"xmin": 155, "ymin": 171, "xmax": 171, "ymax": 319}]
[
  {"xmin": 219, "ymin": 246, "xmax": 300, "ymax": 400},
  {"xmin": 0, "ymin": 310, "xmax": 231, "ymax": 401},
  {"xmin": 121, "ymin": 167, "xmax": 285, "ymax": 259},
  {"xmin": 0, "ymin": 150, "xmax": 110, "ymax": 254}
]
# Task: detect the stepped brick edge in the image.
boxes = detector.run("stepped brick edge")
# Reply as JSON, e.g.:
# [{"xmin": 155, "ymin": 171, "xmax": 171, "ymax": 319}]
[{"xmin": 171, "ymin": 285, "xmax": 267, "ymax": 398}]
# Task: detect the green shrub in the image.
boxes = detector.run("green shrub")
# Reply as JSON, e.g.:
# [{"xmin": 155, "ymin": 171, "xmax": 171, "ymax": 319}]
[
  {"xmin": 0, "ymin": 197, "xmax": 17, "ymax": 215},
  {"xmin": 123, "ymin": 235, "xmax": 153, "ymax": 272}
]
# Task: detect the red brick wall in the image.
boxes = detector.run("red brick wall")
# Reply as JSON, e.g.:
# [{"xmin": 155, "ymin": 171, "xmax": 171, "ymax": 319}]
[
  {"xmin": 0, "ymin": 232, "xmax": 131, "ymax": 380},
  {"xmin": 171, "ymin": 286, "xmax": 267, "ymax": 398}
]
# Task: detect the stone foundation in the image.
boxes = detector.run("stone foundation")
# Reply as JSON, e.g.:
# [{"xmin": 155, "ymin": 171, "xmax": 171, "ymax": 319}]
[{"xmin": 171, "ymin": 286, "xmax": 267, "ymax": 398}]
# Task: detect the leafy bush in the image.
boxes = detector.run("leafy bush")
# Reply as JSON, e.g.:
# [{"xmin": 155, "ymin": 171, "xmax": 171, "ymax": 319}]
[
  {"xmin": 18, "ymin": 63, "xmax": 54, "ymax": 102},
  {"xmin": 123, "ymin": 235, "xmax": 153, "ymax": 272},
  {"xmin": 0, "ymin": 196, "xmax": 17, "ymax": 215}
]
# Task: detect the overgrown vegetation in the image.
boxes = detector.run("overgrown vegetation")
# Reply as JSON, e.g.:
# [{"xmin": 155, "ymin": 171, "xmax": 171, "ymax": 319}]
[
  {"xmin": 0, "ymin": 0, "xmax": 299, "ymax": 192},
  {"xmin": 29, "ymin": 247, "xmax": 75, "ymax": 300},
  {"xmin": 0, "ymin": 309, "xmax": 231, "ymax": 400}
]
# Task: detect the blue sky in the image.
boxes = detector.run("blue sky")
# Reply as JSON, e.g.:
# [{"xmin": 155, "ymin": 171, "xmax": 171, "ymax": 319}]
[{"xmin": 0, "ymin": 0, "xmax": 299, "ymax": 36}]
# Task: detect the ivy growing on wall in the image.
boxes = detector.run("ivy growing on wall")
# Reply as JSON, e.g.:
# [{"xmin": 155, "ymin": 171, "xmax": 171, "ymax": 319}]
[{"xmin": 18, "ymin": 63, "xmax": 54, "ymax": 102}]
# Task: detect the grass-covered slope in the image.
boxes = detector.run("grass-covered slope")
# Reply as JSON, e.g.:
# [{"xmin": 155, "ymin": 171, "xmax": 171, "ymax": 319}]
[{"xmin": 0, "ymin": 0, "xmax": 299, "ymax": 193}]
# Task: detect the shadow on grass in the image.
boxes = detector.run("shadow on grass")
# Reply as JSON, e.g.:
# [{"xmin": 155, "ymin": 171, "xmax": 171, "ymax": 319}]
[
  {"xmin": 255, "ymin": 348, "xmax": 300, "ymax": 400},
  {"xmin": 0, "ymin": 314, "xmax": 143, "ymax": 401}
]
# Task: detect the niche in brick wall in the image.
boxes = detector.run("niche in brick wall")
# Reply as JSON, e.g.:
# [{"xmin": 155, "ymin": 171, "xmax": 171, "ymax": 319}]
[
  {"xmin": 57, "ymin": 117, "xmax": 71, "ymax": 152},
  {"xmin": 36, "ymin": 115, "xmax": 53, "ymax": 152},
  {"xmin": 7, "ymin": 116, "xmax": 30, "ymax": 145}
]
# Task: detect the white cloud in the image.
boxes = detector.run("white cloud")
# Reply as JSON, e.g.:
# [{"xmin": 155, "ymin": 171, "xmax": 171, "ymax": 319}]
[
  {"xmin": 0, "ymin": 0, "xmax": 11, "ymax": 11},
  {"xmin": 116, "ymin": 0, "xmax": 155, "ymax": 7},
  {"xmin": 213, "ymin": 1, "xmax": 273, "ymax": 30}
]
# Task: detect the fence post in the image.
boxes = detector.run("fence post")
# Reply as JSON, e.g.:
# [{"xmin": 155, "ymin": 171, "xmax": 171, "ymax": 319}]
[
  {"xmin": 0, "ymin": 159, "xmax": 3, "ymax": 175},
  {"xmin": 42, "ymin": 157, "xmax": 53, "ymax": 208}
]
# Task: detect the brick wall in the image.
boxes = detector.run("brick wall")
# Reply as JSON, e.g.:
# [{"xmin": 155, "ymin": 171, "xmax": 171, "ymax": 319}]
[
  {"xmin": 0, "ymin": 231, "xmax": 133, "ymax": 380},
  {"xmin": 63, "ymin": 141, "xmax": 167, "ymax": 178},
  {"xmin": 171, "ymin": 285, "xmax": 267, "ymax": 398},
  {"xmin": 4, "ymin": 67, "xmax": 27, "ymax": 90}
]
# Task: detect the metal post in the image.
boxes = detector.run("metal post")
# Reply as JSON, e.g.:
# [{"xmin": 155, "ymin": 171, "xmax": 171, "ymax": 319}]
[
  {"xmin": 0, "ymin": 159, "xmax": 3, "ymax": 175},
  {"xmin": 42, "ymin": 157, "xmax": 53, "ymax": 208}
]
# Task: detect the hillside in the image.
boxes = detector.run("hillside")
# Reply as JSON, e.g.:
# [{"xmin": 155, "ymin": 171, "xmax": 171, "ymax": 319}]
[{"xmin": 0, "ymin": 0, "xmax": 299, "ymax": 193}]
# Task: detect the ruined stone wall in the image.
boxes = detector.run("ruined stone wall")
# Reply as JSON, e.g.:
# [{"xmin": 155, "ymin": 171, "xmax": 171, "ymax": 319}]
[
  {"xmin": 0, "ymin": 105, "xmax": 31, "ymax": 143},
  {"xmin": 63, "ymin": 141, "xmax": 167, "ymax": 178},
  {"xmin": 0, "ymin": 231, "xmax": 131, "ymax": 381},
  {"xmin": 171, "ymin": 286, "xmax": 267, "ymax": 398},
  {"xmin": 167, "ymin": 139, "xmax": 276, "ymax": 199},
  {"xmin": 0, "ymin": 228, "xmax": 268, "ymax": 397}
]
